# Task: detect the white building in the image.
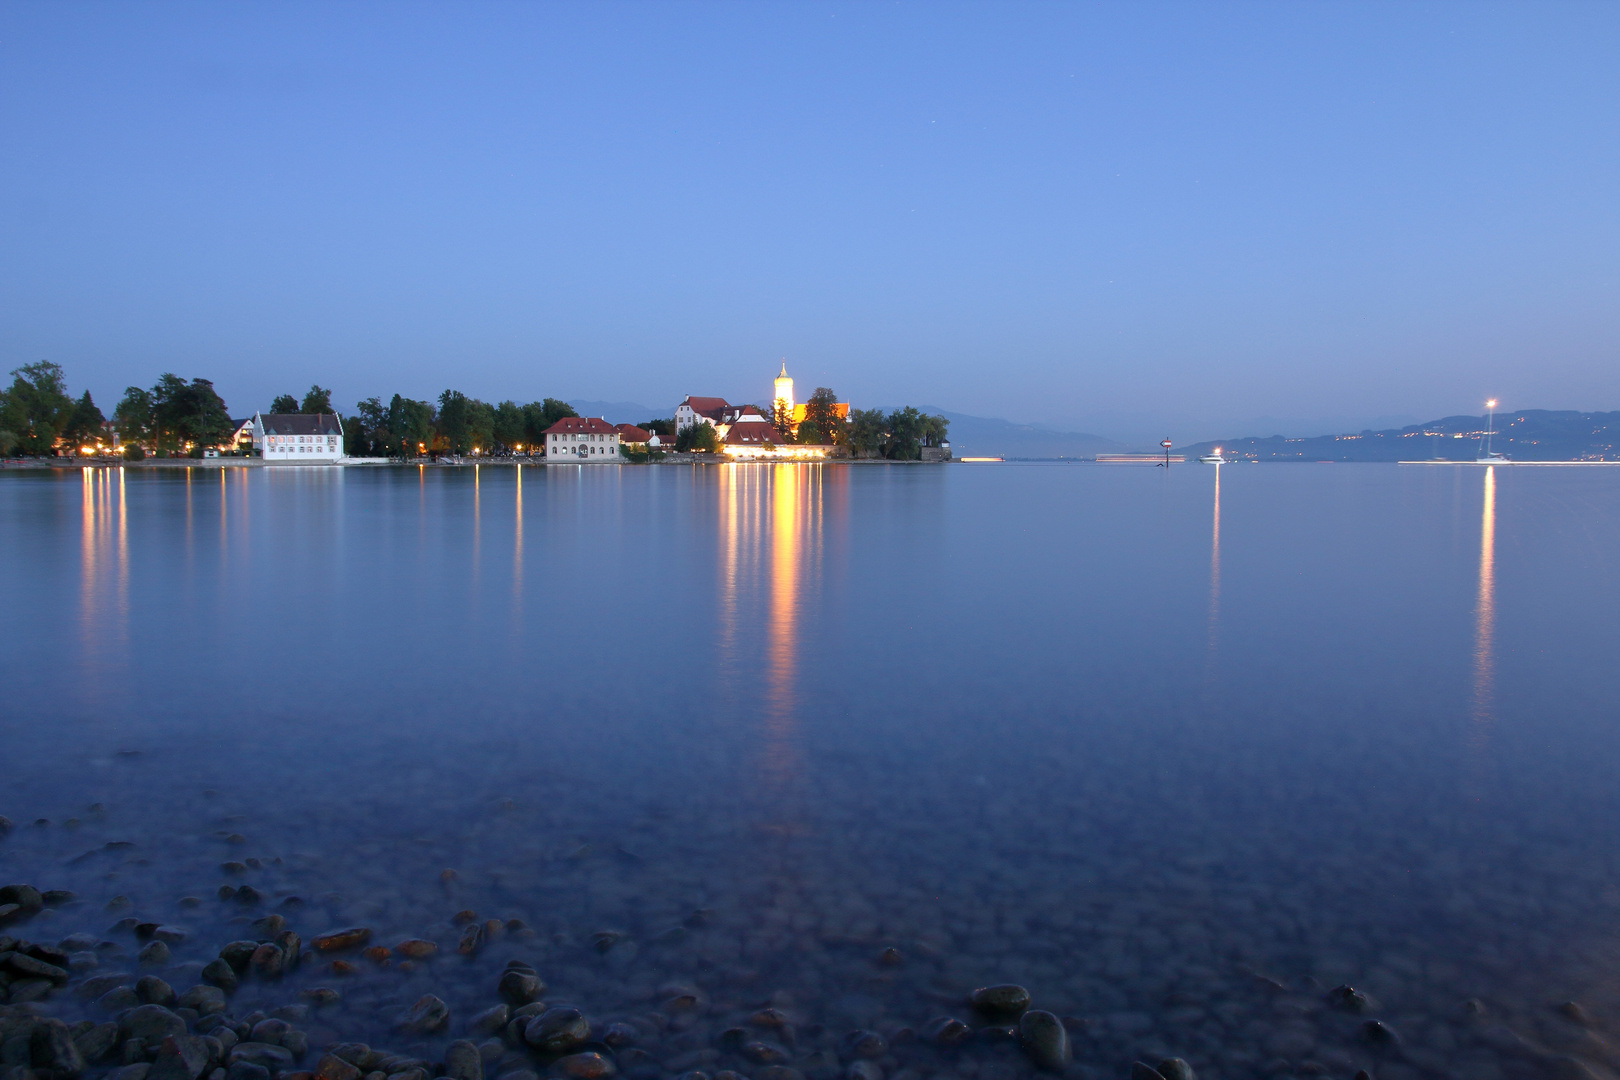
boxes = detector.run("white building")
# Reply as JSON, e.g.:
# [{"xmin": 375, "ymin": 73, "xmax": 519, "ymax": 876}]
[
  {"xmin": 545, "ymin": 417, "xmax": 621, "ymax": 462},
  {"xmin": 254, "ymin": 413, "xmax": 344, "ymax": 463},
  {"xmin": 675, "ymin": 396, "xmax": 731, "ymax": 434}
]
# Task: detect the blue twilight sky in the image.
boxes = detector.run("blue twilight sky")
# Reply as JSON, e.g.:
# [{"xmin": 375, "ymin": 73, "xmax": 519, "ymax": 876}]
[{"xmin": 1, "ymin": 2, "xmax": 1617, "ymax": 443}]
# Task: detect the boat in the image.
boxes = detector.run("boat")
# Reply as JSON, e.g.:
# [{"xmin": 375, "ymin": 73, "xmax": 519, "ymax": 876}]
[
  {"xmin": 1476, "ymin": 451, "xmax": 1510, "ymax": 464},
  {"xmin": 1198, "ymin": 447, "xmax": 1226, "ymax": 464}
]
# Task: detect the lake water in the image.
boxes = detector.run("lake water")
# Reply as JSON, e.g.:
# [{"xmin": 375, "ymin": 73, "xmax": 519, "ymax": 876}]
[{"xmin": 3, "ymin": 462, "xmax": 1620, "ymax": 1080}]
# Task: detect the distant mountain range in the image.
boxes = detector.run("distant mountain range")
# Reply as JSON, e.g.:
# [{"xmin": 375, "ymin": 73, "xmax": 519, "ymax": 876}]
[
  {"xmin": 912, "ymin": 409, "xmax": 1121, "ymax": 459},
  {"xmin": 567, "ymin": 400, "xmax": 662, "ymax": 425},
  {"xmin": 1184, "ymin": 410, "xmax": 1620, "ymax": 462}
]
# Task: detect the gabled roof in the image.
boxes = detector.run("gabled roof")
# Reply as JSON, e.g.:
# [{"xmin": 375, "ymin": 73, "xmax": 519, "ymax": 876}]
[
  {"xmin": 544, "ymin": 416, "xmax": 618, "ymax": 435},
  {"xmin": 724, "ymin": 422, "xmax": 786, "ymax": 445},
  {"xmin": 615, "ymin": 424, "xmax": 652, "ymax": 442},
  {"xmin": 680, "ymin": 396, "xmax": 730, "ymax": 420},
  {"xmin": 257, "ymin": 413, "xmax": 343, "ymax": 435}
]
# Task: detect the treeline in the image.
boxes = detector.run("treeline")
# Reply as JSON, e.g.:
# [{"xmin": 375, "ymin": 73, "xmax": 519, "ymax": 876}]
[
  {"xmin": 341, "ymin": 391, "xmax": 578, "ymax": 457},
  {"xmin": 0, "ymin": 363, "xmax": 109, "ymax": 456},
  {"xmin": 1, "ymin": 362, "xmax": 233, "ymax": 459}
]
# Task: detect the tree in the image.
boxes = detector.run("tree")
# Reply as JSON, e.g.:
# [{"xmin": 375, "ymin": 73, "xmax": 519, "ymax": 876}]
[
  {"xmin": 114, "ymin": 387, "xmax": 156, "ymax": 450},
  {"xmin": 675, "ymin": 421, "xmax": 720, "ymax": 453},
  {"xmin": 301, "ymin": 385, "xmax": 333, "ymax": 414},
  {"xmin": 61, "ymin": 391, "xmax": 107, "ymax": 450},
  {"xmin": 468, "ymin": 399, "xmax": 496, "ymax": 453},
  {"xmin": 437, "ymin": 390, "xmax": 473, "ymax": 454},
  {"xmin": 493, "ymin": 401, "xmax": 525, "ymax": 451},
  {"xmin": 884, "ymin": 407, "xmax": 925, "ymax": 460},
  {"xmin": 771, "ymin": 399, "xmax": 793, "ymax": 438},
  {"xmin": 847, "ymin": 408, "xmax": 888, "ymax": 459},
  {"xmin": 152, "ymin": 374, "xmax": 232, "ymax": 456},
  {"xmin": 270, "ymin": 394, "xmax": 300, "ymax": 414},
  {"xmin": 920, "ymin": 413, "xmax": 950, "ymax": 448},
  {"xmin": 390, "ymin": 395, "xmax": 437, "ymax": 457},
  {"xmin": 0, "ymin": 362, "xmax": 74, "ymax": 455},
  {"xmin": 798, "ymin": 387, "xmax": 841, "ymax": 445},
  {"xmin": 640, "ymin": 418, "xmax": 675, "ymax": 436},
  {"xmin": 350, "ymin": 397, "xmax": 389, "ymax": 457}
]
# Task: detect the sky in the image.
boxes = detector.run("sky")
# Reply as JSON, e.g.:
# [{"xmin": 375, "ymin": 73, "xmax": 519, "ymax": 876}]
[{"xmin": 1, "ymin": 2, "xmax": 1616, "ymax": 445}]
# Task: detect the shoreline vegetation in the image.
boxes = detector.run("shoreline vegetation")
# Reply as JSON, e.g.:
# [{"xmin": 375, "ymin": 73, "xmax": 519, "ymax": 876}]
[{"xmin": 0, "ymin": 364, "xmax": 950, "ymax": 465}]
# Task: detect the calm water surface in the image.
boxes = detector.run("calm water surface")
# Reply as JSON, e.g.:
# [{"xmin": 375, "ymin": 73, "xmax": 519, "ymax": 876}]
[{"xmin": 3, "ymin": 462, "xmax": 1620, "ymax": 1080}]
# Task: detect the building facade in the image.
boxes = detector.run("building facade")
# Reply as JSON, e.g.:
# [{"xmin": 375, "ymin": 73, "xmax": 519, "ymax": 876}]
[
  {"xmin": 254, "ymin": 413, "xmax": 344, "ymax": 463},
  {"xmin": 545, "ymin": 416, "xmax": 621, "ymax": 462},
  {"xmin": 675, "ymin": 396, "xmax": 731, "ymax": 433}
]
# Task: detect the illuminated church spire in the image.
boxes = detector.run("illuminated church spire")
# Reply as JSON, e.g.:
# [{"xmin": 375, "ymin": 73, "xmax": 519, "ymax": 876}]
[{"xmin": 774, "ymin": 361, "xmax": 795, "ymax": 415}]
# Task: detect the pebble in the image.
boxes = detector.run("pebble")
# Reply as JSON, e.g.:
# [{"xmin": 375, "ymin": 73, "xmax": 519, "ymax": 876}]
[
  {"xmin": 838, "ymin": 1031, "xmax": 886, "ymax": 1060},
  {"xmin": 31, "ymin": 1017, "xmax": 87, "ymax": 1077},
  {"xmin": 970, "ymin": 986, "xmax": 1030, "ymax": 1017},
  {"xmin": 148, "ymin": 1035, "xmax": 213, "ymax": 1080},
  {"xmin": 138, "ymin": 941, "xmax": 172, "ymax": 967},
  {"xmin": 202, "ymin": 960, "xmax": 240, "ymax": 993},
  {"xmin": 470, "ymin": 1006, "xmax": 510, "ymax": 1036},
  {"xmin": 310, "ymin": 929, "xmax": 372, "ymax": 953},
  {"xmin": 442, "ymin": 1042, "xmax": 483, "ymax": 1080},
  {"xmin": 555, "ymin": 1054, "xmax": 615, "ymax": 1080},
  {"xmin": 497, "ymin": 970, "xmax": 543, "ymax": 1005},
  {"xmin": 1156, "ymin": 1060, "xmax": 1194, "ymax": 1080},
  {"xmin": 523, "ymin": 1008, "xmax": 589, "ymax": 1053},
  {"xmin": 315, "ymin": 1055, "xmax": 359, "ymax": 1080},
  {"xmin": 394, "ymin": 995, "xmax": 448, "ymax": 1035},
  {"xmin": 393, "ymin": 940, "xmax": 436, "ymax": 960},
  {"xmin": 137, "ymin": 977, "xmax": 177, "ymax": 1007},
  {"xmin": 120, "ymin": 1006, "xmax": 187, "ymax": 1049},
  {"xmin": 924, "ymin": 1018, "xmax": 969, "ymax": 1047},
  {"xmin": 1016, "ymin": 1011, "xmax": 1069, "ymax": 1073}
]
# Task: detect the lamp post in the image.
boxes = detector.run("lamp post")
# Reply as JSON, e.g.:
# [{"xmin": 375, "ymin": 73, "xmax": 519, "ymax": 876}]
[{"xmin": 1161, "ymin": 437, "xmax": 1173, "ymax": 468}]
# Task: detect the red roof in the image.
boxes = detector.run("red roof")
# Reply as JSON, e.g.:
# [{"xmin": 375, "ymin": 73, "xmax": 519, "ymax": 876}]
[
  {"xmin": 615, "ymin": 424, "xmax": 652, "ymax": 442},
  {"xmin": 680, "ymin": 396, "xmax": 730, "ymax": 420},
  {"xmin": 544, "ymin": 417, "xmax": 618, "ymax": 435},
  {"xmin": 723, "ymin": 422, "xmax": 786, "ymax": 445}
]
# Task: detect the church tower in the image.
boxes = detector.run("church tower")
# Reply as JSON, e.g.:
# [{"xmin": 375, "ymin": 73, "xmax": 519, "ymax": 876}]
[{"xmin": 773, "ymin": 361, "xmax": 795, "ymax": 415}]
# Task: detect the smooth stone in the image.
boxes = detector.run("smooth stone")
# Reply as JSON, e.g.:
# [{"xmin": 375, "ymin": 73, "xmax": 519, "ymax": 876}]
[
  {"xmin": 120, "ymin": 1007, "xmax": 187, "ymax": 1049},
  {"xmin": 180, "ymin": 986, "xmax": 227, "ymax": 1016},
  {"xmin": 1017, "ymin": 1011, "xmax": 1069, "ymax": 1073},
  {"xmin": 228, "ymin": 1065, "xmax": 272, "ymax": 1080},
  {"xmin": 523, "ymin": 1010, "xmax": 588, "ymax": 1053},
  {"xmin": 248, "ymin": 1022, "xmax": 288, "ymax": 1048},
  {"xmin": 250, "ymin": 945, "xmax": 284, "ymax": 980},
  {"xmin": 1130, "ymin": 1066, "xmax": 1166, "ymax": 1080},
  {"xmin": 116, "ymin": 1066, "xmax": 153, "ymax": 1080},
  {"xmin": 30, "ymin": 1018, "xmax": 86, "ymax": 1077},
  {"xmin": 970, "ymin": 986, "xmax": 1030, "ymax": 1017},
  {"xmin": 443, "ymin": 1043, "xmax": 482, "ymax": 1080},
  {"xmin": 740, "ymin": 1043, "xmax": 790, "ymax": 1065},
  {"xmin": 75, "ymin": 1022, "xmax": 121, "ymax": 1064},
  {"xmin": 469, "ymin": 1007, "xmax": 509, "ymax": 1037},
  {"xmin": 1157, "ymin": 1060, "xmax": 1195, "ymax": 1080},
  {"xmin": 315, "ymin": 1057, "xmax": 360, "ymax": 1080},
  {"xmin": 497, "ymin": 971, "xmax": 544, "ymax": 1006},
  {"xmin": 137, "ymin": 977, "xmax": 177, "ymax": 1007},
  {"xmin": 394, "ymin": 996, "xmax": 449, "ymax": 1035},
  {"xmin": 218, "ymin": 944, "xmax": 258, "ymax": 973},
  {"xmin": 148, "ymin": 1036, "xmax": 213, "ymax": 1080},
  {"xmin": 229, "ymin": 1044, "xmax": 295, "ymax": 1071},
  {"xmin": 845, "ymin": 1065, "xmax": 881, "ymax": 1080},
  {"xmin": 924, "ymin": 1018, "xmax": 969, "ymax": 1047},
  {"xmin": 555, "ymin": 1055, "xmax": 613, "ymax": 1080},
  {"xmin": 310, "ymin": 929, "xmax": 371, "ymax": 953},
  {"xmin": 138, "ymin": 942, "xmax": 171, "ymax": 967},
  {"xmin": 601, "ymin": 1024, "xmax": 636, "ymax": 1050},
  {"xmin": 393, "ymin": 940, "xmax": 437, "ymax": 960},
  {"xmin": 274, "ymin": 933, "xmax": 301, "ymax": 970},
  {"xmin": 101, "ymin": 987, "xmax": 143, "ymax": 1013}
]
